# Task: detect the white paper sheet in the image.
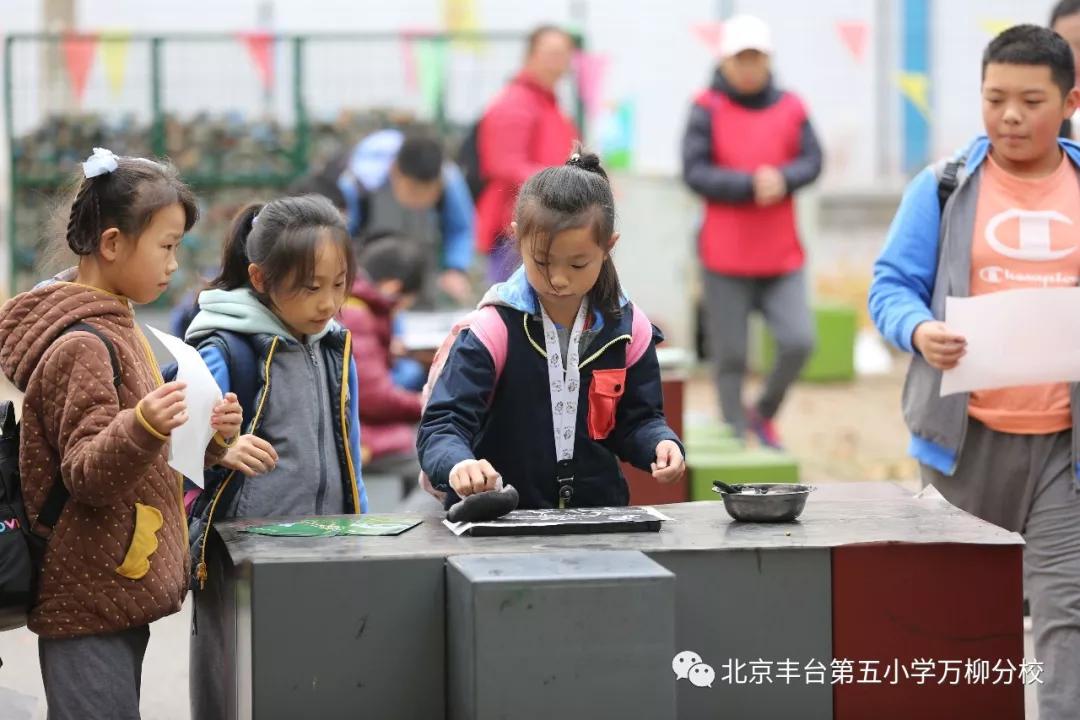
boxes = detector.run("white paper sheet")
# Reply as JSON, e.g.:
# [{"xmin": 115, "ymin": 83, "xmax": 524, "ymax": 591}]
[
  {"xmin": 397, "ymin": 310, "xmax": 469, "ymax": 351},
  {"xmin": 146, "ymin": 326, "xmax": 222, "ymax": 487},
  {"xmin": 941, "ymin": 288, "xmax": 1080, "ymax": 396}
]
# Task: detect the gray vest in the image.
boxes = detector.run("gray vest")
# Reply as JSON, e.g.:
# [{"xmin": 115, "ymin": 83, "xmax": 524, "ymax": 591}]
[{"xmin": 901, "ymin": 157, "xmax": 1080, "ymax": 477}]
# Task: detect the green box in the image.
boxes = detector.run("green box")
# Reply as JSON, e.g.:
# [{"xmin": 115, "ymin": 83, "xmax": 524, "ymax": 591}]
[
  {"xmin": 686, "ymin": 436, "xmax": 745, "ymax": 457},
  {"xmin": 689, "ymin": 450, "xmax": 800, "ymax": 502},
  {"xmin": 684, "ymin": 424, "xmax": 735, "ymax": 445},
  {"xmin": 756, "ymin": 303, "xmax": 857, "ymax": 383}
]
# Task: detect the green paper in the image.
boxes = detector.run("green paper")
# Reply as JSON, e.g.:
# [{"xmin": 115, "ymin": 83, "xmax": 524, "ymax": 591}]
[{"xmin": 244, "ymin": 515, "xmax": 422, "ymax": 538}]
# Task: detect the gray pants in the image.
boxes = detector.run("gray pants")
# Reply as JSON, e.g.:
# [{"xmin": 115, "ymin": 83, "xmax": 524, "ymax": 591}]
[
  {"xmin": 39, "ymin": 625, "xmax": 150, "ymax": 720},
  {"xmin": 921, "ymin": 420, "xmax": 1080, "ymax": 720},
  {"xmin": 703, "ymin": 269, "xmax": 815, "ymax": 435}
]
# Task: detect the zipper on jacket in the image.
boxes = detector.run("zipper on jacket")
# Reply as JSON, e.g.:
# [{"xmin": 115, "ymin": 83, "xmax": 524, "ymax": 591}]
[
  {"xmin": 309, "ymin": 343, "xmax": 329, "ymax": 514},
  {"xmin": 196, "ymin": 337, "xmax": 279, "ymax": 590},
  {"xmin": 522, "ymin": 313, "xmax": 632, "ymax": 369},
  {"xmin": 133, "ymin": 324, "xmax": 189, "ymax": 528},
  {"xmin": 338, "ymin": 332, "xmax": 361, "ymax": 514}
]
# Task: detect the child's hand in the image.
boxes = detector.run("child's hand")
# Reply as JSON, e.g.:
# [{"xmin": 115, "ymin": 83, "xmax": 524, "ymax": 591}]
[
  {"xmin": 221, "ymin": 434, "xmax": 279, "ymax": 477},
  {"xmin": 651, "ymin": 440, "xmax": 686, "ymax": 484},
  {"xmin": 913, "ymin": 321, "xmax": 966, "ymax": 370},
  {"xmin": 139, "ymin": 382, "xmax": 188, "ymax": 436},
  {"xmin": 449, "ymin": 459, "xmax": 501, "ymax": 497},
  {"xmin": 210, "ymin": 392, "xmax": 242, "ymax": 441},
  {"xmin": 753, "ymin": 166, "xmax": 787, "ymax": 206}
]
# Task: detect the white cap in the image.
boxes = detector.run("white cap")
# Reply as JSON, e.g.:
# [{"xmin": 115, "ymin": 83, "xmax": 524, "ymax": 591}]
[{"xmin": 719, "ymin": 14, "xmax": 772, "ymax": 59}]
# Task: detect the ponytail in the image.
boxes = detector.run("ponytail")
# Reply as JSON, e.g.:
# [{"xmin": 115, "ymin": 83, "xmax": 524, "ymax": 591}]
[
  {"xmin": 211, "ymin": 203, "xmax": 263, "ymax": 290},
  {"xmin": 211, "ymin": 195, "xmax": 355, "ymax": 299},
  {"xmin": 513, "ymin": 145, "xmax": 623, "ymax": 319}
]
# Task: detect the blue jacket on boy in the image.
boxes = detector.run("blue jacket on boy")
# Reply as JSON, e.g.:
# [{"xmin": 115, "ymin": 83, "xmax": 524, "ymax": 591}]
[
  {"xmin": 340, "ymin": 128, "xmax": 475, "ymax": 273},
  {"xmin": 417, "ymin": 267, "xmax": 683, "ymax": 510},
  {"xmin": 869, "ymin": 135, "xmax": 1080, "ymax": 480}
]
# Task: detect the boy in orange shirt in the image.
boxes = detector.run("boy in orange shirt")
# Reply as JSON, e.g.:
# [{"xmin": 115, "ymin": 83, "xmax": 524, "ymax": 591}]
[{"xmin": 869, "ymin": 26, "xmax": 1080, "ymax": 719}]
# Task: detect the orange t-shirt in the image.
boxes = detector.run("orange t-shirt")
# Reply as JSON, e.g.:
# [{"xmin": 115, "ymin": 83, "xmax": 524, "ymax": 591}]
[{"xmin": 968, "ymin": 152, "xmax": 1080, "ymax": 434}]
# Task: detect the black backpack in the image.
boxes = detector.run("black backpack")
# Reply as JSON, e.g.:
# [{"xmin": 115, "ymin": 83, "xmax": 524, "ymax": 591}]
[
  {"xmin": 456, "ymin": 120, "xmax": 487, "ymax": 201},
  {"xmin": 936, "ymin": 156, "xmax": 965, "ymax": 214},
  {"xmin": 0, "ymin": 323, "xmax": 121, "ymax": 630}
]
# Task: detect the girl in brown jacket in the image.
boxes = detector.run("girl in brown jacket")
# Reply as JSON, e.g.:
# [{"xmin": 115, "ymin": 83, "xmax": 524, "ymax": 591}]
[{"xmin": 0, "ymin": 149, "xmax": 242, "ymax": 720}]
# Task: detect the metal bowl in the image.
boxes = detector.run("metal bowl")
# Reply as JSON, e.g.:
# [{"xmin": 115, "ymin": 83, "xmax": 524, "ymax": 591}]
[{"xmin": 711, "ymin": 483, "xmax": 815, "ymax": 523}]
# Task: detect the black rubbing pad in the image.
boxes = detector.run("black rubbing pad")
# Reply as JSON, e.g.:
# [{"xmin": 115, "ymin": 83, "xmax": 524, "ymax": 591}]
[{"xmin": 446, "ymin": 484, "xmax": 520, "ymax": 524}]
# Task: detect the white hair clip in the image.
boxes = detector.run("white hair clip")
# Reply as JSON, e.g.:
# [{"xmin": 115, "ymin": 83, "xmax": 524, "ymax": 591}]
[{"xmin": 82, "ymin": 147, "xmax": 119, "ymax": 179}]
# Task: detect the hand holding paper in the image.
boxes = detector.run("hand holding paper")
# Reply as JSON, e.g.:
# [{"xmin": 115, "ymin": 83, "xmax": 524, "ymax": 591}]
[
  {"xmin": 139, "ymin": 381, "xmax": 189, "ymax": 435},
  {"xmin": 940, "ymin": 288, "xmax": 1080, "ymax": 396},
  {"xmin": 913, "ymin": 321, "xmax": 966, "ymax": 370},
  {"xmin": 146, "ymin": 326, "xmax": 223, "ymax": 486}
]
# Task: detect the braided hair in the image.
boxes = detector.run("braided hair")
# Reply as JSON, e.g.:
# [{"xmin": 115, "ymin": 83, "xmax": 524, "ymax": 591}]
[{"xmin": 64, "ymin": 155, "xmax": 198, "ymax": 257}]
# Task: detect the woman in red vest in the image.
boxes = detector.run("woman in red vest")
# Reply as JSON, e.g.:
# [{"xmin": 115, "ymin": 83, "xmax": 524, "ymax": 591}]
[{"xmin": 682, "ymin": 14, "xmax": 823, "ymax": 449}]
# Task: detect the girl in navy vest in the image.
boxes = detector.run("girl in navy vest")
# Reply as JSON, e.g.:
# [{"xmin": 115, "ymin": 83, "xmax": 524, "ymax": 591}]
[
  {"xmin": 418, "ymin": 149, "xmax": 685, "ymax": 510},
  {"xmin": 682, "ymin": 14, "xmax": 823, "ymax": 449},
  {"xmin": 183, "ymin": 195, "xmax": 367, "ymax": 720}
]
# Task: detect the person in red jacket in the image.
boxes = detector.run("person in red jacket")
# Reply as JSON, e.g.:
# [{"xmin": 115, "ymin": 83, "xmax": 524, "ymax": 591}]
[
  {"xmin": 339, "ymin": 235, "xmax": 427, "ymax": 499},
  {"xmin": 476, "ymin": 25, "xmax": 579, "ymax": 282},
  {"xmin": 681, "ymin": 14, "xmax": 823, "ymax": 449}
]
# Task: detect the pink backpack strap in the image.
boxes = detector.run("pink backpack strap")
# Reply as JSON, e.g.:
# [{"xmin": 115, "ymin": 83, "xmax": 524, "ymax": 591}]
[
  {"xmin": 627, "ymin": 303, "xmax": 652, "ymax": 368},
  {"xmin": 416, "ymin": 305, "xmax": 508, "ymax": 502},
  {"xmin": 465, "ymin": 305, "xmax": 508, "ymax": 383}
]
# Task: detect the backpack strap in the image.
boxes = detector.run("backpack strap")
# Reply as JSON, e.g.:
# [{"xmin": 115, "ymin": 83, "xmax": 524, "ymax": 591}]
[
  {"xmin": 64, "ymin": 323, "xmax": 122, "ymax": 389},
  {"xmin": 197, "ymin": 330, "xmax": 260, "ymax": 429},
  {"xmin": 36, "ymin": 322, "xmax": 123, "ymax": 533},
  {"xmin": 626, "ymin": 304, "xmax": 652, "ymax": 368},
  {"xmin": 935, "ymin": 155, "xmax": 966, "ymax": 215},
  {"xmin": 466, "ymin": 306, "xmax": 508, "ymax": 384}
]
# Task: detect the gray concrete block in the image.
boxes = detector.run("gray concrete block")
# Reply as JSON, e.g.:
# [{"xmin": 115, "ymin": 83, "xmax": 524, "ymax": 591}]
[
  {"xmin": 447, "ymin": 550, "xmax": 676, "ymax": 720},
  {"xmin": 236, "ymin": 556, "xmax": 445, "ymax": 720},
  {"xmin": 649, "ymin": 549, "xmax": 833, "ymax": 720}
]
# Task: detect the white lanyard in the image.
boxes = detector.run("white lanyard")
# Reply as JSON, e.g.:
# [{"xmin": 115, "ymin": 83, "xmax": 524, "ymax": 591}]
[{"xmin": 540, "ymin": 300, "xmax": 588, "ymax": 507}]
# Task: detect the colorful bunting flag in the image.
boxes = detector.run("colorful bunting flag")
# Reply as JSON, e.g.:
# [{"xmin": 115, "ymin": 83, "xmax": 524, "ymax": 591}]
[
  {"xmin": 897, "ymin": 71, "xmax": 930, "ymax": 120},
  {"xmin": 835, "ymin": 20, "xmax": 869, "ymax": 64},
  {"xmin": 62, "ymin": 33, "xmax": 98, "ymax": 104},
  {"xmin": 101, "ymin": 30, "xmax": 132, "ymax": 99},
  {"xmin": 239, "ymin": 32, "xmax": 275, "ymax": 92}
]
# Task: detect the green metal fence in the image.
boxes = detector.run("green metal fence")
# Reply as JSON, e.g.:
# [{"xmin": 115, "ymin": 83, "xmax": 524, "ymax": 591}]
[{"xmin": 5, "ymin": 31, "xmax": 584, "ymax": 297}]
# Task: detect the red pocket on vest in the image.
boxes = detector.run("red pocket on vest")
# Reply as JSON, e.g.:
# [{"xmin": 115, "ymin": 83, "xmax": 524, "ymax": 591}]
[{"xmin": 588, "ymin": 368, "xmax": 626, "ymax": 440}]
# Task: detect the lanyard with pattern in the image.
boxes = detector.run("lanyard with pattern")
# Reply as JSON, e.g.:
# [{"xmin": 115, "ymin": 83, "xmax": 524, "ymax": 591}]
[{"xmin": 539, "ymin": 300, "xmax": 588, "ymax": 508}]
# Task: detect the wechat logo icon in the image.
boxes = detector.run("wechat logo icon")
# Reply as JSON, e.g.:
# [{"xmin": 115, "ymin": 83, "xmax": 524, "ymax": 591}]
[{"xmin": 673, "ymin": 650, "xmax": 715, "ymax": 688}]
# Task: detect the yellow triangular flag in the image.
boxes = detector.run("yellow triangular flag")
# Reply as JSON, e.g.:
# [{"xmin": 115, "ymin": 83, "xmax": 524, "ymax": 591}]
[
  {"xmin": 101, "ymin": 30, "xmax": 131, "ymax": 99},
  {"xmin": 443, "ymin": 0, "xmax": 483, "ymax": 52},
  {"xmin": 980, "ymin": 19, "xmax": 1015, "ymax": 37},
  {"xmin": 897, "ymin": 71, "xmax": 931, "ymax": 120}
]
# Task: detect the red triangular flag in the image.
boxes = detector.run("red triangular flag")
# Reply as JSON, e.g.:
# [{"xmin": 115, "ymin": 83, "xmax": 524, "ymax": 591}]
[
  {"xmin": 836, "ymin": 20, "xmax": 869, "ymax": 64},
  {"xmin": 62, "ymin": 34, "xmax": 98, "ymax": 103},
  {"xmin": 692, "ymin": 22, "xmax": 724, "ymax": 58},
  {"xmin": 400, "ymin": 28, "xmax": 436, "ymax": 93},
  {"xmin": 573, "ymin": 51, "xmax": 610, "ymax": 120},
  {"xmin": 239, "ymin": 32, "xmax": 274, "ymax": 91}
]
